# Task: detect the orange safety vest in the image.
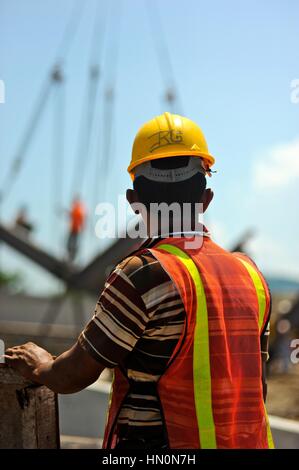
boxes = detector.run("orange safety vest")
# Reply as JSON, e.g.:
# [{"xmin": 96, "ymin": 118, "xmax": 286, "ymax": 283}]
[{"xmin": 102, "ymin": 236, "xmax": 274, "ymax": 449}]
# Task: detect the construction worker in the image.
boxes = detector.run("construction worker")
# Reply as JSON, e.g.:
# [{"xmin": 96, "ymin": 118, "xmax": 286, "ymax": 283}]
[
  {"xmin": 14, "ymin": 206, "xmax": 34, "ymax": 238},
  {"xmin": 66, "ymin": 195, "xmax": 86, "ymax": 261},
  {"xmin": 3, "ymin": 112, "xmax": 273, "ymax": 449}
]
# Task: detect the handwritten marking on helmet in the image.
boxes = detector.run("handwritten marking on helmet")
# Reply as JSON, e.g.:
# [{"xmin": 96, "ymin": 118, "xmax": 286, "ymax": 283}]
[{"xmin": 148, "ymin": 130, "xmax": 184, "ymax": 153}]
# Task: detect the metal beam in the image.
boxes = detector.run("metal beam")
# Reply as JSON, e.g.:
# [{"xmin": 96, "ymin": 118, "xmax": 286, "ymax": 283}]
[
  {"xmin": 0, "ymin": 223, "xmax": 74, "ymax": 283},
  {"xmin": 0, "ymin": 222, "xmax": 142, "ymax": 294}
]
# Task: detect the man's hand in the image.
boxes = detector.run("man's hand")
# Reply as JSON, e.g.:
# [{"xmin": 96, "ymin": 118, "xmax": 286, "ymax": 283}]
[
  {"xmin": 4, "ymin": 342, "xmax": 54, "ymax": 382},
  {"xmin": 3, "ymin": 341, "xmax": 106, "ymax": 394}
]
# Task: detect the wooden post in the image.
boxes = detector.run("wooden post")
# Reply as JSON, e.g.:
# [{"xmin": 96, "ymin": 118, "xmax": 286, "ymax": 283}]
[{"xmin": 0, "ymin": 364, "xmax": 60, "ymax": 449}]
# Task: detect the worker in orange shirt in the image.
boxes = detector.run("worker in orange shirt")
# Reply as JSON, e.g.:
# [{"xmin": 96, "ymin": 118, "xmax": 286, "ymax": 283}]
[{"xmin": 66, "ymin": 195, "xmax": 86, "ymax": 262}]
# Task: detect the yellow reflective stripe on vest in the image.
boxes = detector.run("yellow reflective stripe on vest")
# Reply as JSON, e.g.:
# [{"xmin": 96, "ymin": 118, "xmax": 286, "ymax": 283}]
[
  {"xmin": 158, "ymin": 243, "xmax": 217, "ymax": 449},
  {"xmin": 235, "ymin": 257, "xmax": 267, "ymax": 333},
  {"xmin": 236, "ymin": 256, "xmax": 274, "ymax": 449}
]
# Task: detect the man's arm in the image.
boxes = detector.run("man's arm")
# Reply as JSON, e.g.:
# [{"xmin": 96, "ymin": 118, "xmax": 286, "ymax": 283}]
[
  {"xmin": 261, "ymin": 320, "xmax": 271, "ymax": 402},
  {"xmin": 4, "ymin": 341, "xmax": 105, "ymax": 394},
  {"xmin": 262, "ymin": 361, "xmax": 267, "ymax": 402},
  {"xmin": 4, "ymin": 254, "xmax": 151, "ymax": 393}
]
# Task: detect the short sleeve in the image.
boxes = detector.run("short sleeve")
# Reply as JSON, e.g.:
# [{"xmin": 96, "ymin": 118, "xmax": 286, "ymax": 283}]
[{"xmin": 78, "ymin": 256, "xmax": 150, "ymax": 368}]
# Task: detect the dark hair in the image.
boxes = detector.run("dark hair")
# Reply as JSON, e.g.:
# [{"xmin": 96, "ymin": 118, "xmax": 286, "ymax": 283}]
[{"xmin": 133, "ymin": 156, "xmax": 206, "ymax": 209}]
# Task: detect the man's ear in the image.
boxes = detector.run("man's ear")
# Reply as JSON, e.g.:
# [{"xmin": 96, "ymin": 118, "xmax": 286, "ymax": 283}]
[
  {"xmin": 126, "ymin": 189, "xmax": 140, "ymax": 214},
  {"xmin": 202, "ymin": 188, "xmax": 214, "ymax": 213}
]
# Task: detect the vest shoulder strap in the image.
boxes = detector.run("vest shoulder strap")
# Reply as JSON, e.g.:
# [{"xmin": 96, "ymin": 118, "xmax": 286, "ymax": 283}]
[{"xmin": 232, "ymin": 252, "xmax": 270, "ymax": 333}]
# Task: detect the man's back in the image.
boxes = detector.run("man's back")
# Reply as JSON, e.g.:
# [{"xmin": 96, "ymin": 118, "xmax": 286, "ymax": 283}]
[
  {"xmin": 79, "ymin": 235, "xmax": 271, "ymax": 449},
  {"xmin": 148, "ymin": 236, "xmax": 272, "ymax": 448}
]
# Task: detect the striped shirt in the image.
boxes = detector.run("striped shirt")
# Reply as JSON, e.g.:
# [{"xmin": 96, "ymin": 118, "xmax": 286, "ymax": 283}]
[{"xmin": 79, "ymin": 240, "xmax": 271, "ymax": 448}]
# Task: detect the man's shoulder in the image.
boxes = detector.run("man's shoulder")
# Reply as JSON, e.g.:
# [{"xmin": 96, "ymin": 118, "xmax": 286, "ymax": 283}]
[
  {"xmin": 109, "ymin": 248, "xmax": 172, "ymax": 298},
  {"xmin": 115, "ymin": 249, "xmax": 159, "ymax": 279}
]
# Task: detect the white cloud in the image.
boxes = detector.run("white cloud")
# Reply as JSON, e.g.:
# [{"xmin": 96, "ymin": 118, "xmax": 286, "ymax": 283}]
[{"xmin": 253, "ymin": 137, "xmax": 299, "ymax": 189}]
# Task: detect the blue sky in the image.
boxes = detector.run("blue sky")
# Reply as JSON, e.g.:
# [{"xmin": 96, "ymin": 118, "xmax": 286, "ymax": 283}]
[{"xmin": 0, "ymin": 0, "xmax": 298, "ymax": 294}]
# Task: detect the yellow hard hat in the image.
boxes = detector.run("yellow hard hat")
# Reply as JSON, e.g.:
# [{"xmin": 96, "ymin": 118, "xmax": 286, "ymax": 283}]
[{"xmin": 128, "ymin": 112, "xmax": 215, "ymax": 180}]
